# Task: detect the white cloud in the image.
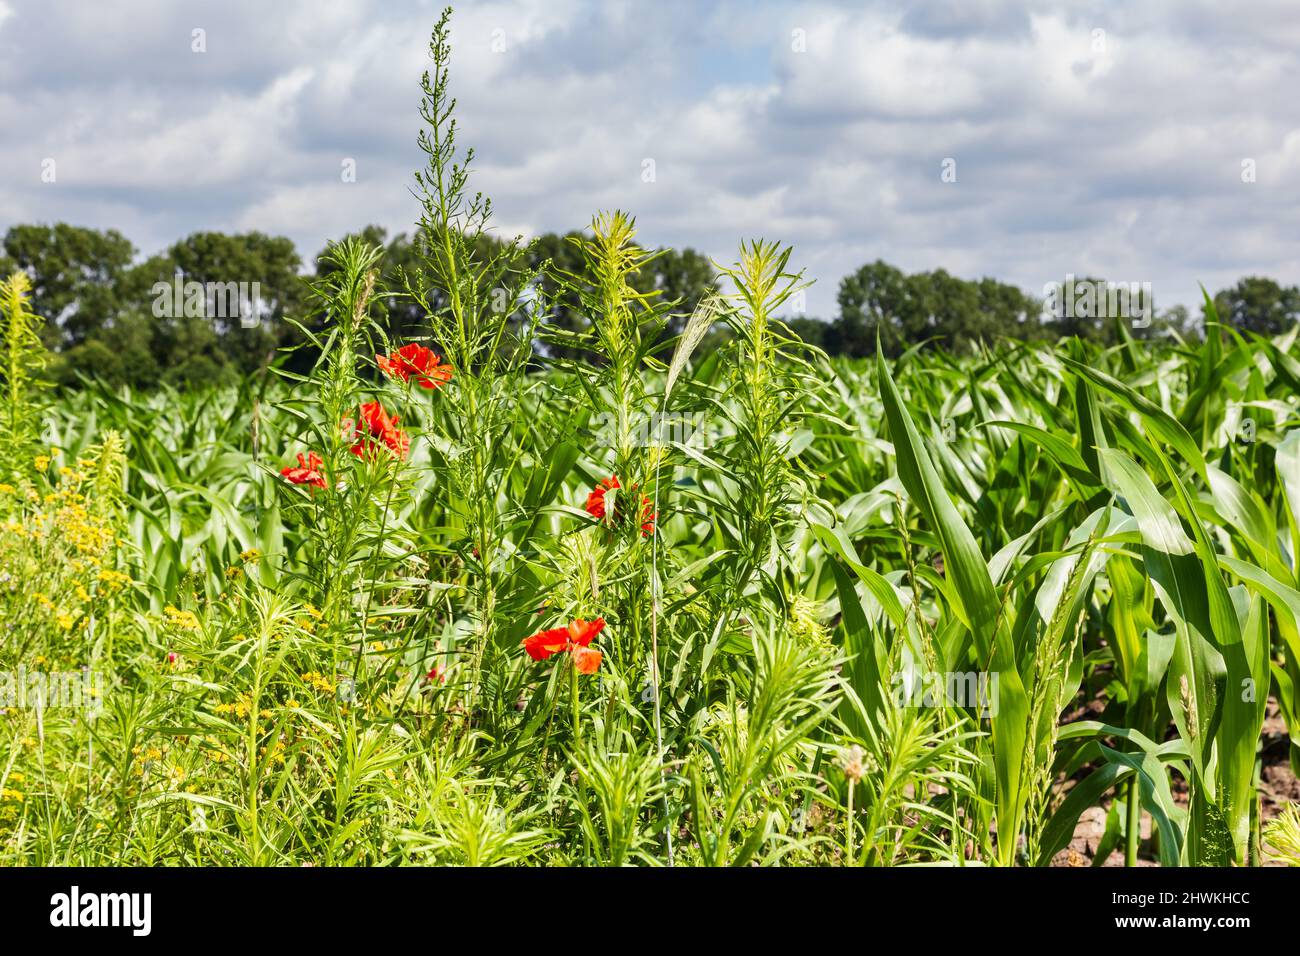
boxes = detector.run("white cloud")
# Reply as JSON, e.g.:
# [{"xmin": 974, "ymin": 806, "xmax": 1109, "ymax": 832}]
[{"xmin": 1, "ymin": 0, "xmax": 1297, "ymax": 319}]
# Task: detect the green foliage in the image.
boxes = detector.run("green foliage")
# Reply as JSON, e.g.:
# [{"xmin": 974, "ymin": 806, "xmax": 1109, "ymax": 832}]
[
  {"xmin": 6, "ymin": 224, "xmax": 1291, "ymax": 386},
  {"xmin": 3, "ymin": 7, "xmax": 1300, "ymax": 871},
  {"xmin": 1214, "ymin": 276, "xmax": 1300, "ymax": 337},
  {"xmin": 1265, "ymin": 802, "xmax": 1300, "ymax": 866},
  {"xmin": 2, "ymin": 223, "xmax": 134, "ymax": 347},
  {"xmin": 0, "ymin": 272, "xmax": 48, "ymax": 481},
  {"xmin": 834, "ymin": 259, "xmax": 1043, "ymax": 355}
]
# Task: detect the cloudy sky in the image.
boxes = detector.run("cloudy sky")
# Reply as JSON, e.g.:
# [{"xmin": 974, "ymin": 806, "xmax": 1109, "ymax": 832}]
[{"xmin": 1, "ymin": 0, "xmax": 1298, "ymax": 318}]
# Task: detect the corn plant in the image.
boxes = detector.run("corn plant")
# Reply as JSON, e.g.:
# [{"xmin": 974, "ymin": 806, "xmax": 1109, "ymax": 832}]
[{"xmin": 4, "ymin": 6, "xmax": 1300, "ymax": 871}]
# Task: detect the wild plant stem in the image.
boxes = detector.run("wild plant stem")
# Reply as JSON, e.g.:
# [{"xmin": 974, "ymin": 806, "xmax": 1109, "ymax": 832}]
[
  {"xmin": 846, "ymin": 778, "xmax": 856, "ymax": 866},
  {"xmin": 1125, "ymin": 777, "xmax": 1140, "ymax": 866}
]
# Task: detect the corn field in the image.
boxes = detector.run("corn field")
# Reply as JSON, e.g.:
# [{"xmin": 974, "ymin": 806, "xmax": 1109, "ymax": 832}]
[{"xmin": 2, "ymin": 11, "xmax": 1299, "ymax": 871}]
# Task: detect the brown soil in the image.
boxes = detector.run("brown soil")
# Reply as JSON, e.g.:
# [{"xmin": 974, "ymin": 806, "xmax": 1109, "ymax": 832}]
[{"xmin": 1049, "ymin": 698, "xmax": 1297, "ymax": 867}]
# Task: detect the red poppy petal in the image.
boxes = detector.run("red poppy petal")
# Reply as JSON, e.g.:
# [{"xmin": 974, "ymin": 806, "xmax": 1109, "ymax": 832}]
[
  {"xmin": 572, "ymin": 646, "xmax": 602, "ymax": 675},
  {"xmin": 566, "ymin": 617, "xmax": 605, "ymax": 646}
]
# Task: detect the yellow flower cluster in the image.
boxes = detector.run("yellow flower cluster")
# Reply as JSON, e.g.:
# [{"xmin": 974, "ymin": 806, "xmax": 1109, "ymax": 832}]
[
  {"xmin": 52, "ymin": 501, "xmax": 115, "ymax": 556},
  {"xmin": 214, "ymin": 693, "xmax": 253, "ymax": 719},
  {"xmin": 131, "ymin": 745, "xmax": 165, "ymax": 776},
  {"xmin": 1, "ymin": 447, "xmax": 129, "ymax": 649},
  {"xmin": 97, "ymin": 568, "xmax": 131, "ymax": 591},
  {"xmin": 164, "ymin": 605, "xmax": 200, "ymax": 631},
  {"xmin": 260, "ymin": 738, "xmax": 288, "ymax": 765},
  {"xmin": 301, "ymin": 671, "xmax": 336, "ymax": 695},
  {"xmin": 200, "ymin": 735, "xmax": 231, "ymax": 763},
  {"xmin": 290, "ymin": 603, "xmax": 323, "ymax": 634}
]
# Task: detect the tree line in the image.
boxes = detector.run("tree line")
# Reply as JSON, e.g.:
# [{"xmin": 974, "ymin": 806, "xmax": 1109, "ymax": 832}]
[{"xmin": 1, "ymin": 222, "xmax": 1295, "ymax": 389}]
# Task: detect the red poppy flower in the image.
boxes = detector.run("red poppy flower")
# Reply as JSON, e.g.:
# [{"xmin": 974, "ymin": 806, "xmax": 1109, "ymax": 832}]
[
  {"xmin": 522, "ymin": 627, "xmax": 571, "ymax": 661},
  {"xmin": 347, "ymin": 401, "xmax": 409, "ymax": 459},
  {"xmin": 639, "ymin": 505, "xmax": 657, "ymax": 537},
  {"xmin": 584, "ymin": 476, "xmax": 620, "ymax": 520},
  {"xmin": 584, "ymin": 476, "xmax": 655, "ymax": 536},
  {"xmin": 281, "ymin": 451, "xmax": 327, "ymax": 488},
  {"xmin": 566, "ymin": 617, "xmax": 605, "ymax": 647},
  {"xmin": 520, "ymin": 617, "xmax": 606, "ymax": 673},
  {"xmin": 424, "ymin": 664, "xmax": 447, "ymax": 685},
  {"xmin": 378, "ymin": 343, "xmax": 453, "ymax": 390},
  {"xmin": 571, "ymin": 646, "xmax": 602, "ymax": 675}
]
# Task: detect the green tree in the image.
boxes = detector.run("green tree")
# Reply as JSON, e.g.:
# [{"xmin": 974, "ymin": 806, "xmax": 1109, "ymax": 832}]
[
  {"xmin": 52, "ymin": 312, "xmax": 161, "ymax": 389},
  {"xmin": 911, "ymin": 268, "xmax": 982, "ymax": 347},
  {"xmin": 973, "ymin": 276, "xmax": 1043, "ymax": 343},
  {"xmin": 831, "ymin": 259, "xmax": 913, "ymax": 356},
  {"xmin": 1212, "ymin": 276, "xmax": 1300, "ymax": 337},
  {"xmin": 528, "ymin": 230, "xmax": 596, "ymax": 359},
  {"xmin": 784, "ymin": 316, "xmax": 830, "ymax": 349},
  {"xmin": 632, "ymin": 246, "xmax": 717, "ymax": 339},
  {"xmin": 831, "ymin": 261, "xmax": 1045, "ymax": 356},
  {"xmin": 2, "ymin": 223, "xmax": 135, "ymax": 347},
  {"xmin": 1040, "ymin": 276, "xmax": 1173, "ymax": 345},
  {"xmin": 128, "ymin": 231, "xmax": 306, "ymax": 383},
  {"xmin": 528, "ymin": 231, "xmax": 716, "ymax": 361},
  {"xmin": 1144, "ymin": 303, "xmax": 1199, "ymax": 340}
]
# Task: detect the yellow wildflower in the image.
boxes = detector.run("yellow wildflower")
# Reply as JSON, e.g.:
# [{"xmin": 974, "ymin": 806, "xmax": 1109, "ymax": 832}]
[
  {"xmin": 164, "ymin": 605, "xmax": 200, "ymax": 631},
  {"xmin": 301, "ymin": 671, "xmax": 336, "ymax": 695},
  {"xmin": 97, "ymin": 569, "xmax": 131, "ymax": 591}
]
